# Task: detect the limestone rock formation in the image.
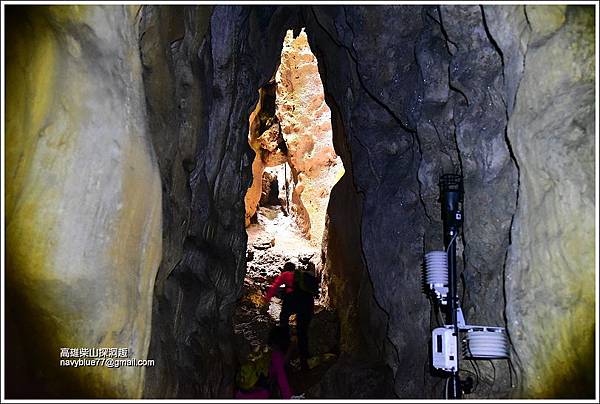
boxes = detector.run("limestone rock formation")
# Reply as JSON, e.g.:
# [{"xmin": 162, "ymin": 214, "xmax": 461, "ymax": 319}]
[
  {"xmin": 4, "ymin": 4, "xmax": 595, "ymax": 400},
  {"xmin": 138, "ymin": 5, "xmax": 301, "ymax": 398},
  {"xmin": 5, "ymin": 5, "xmax": 162, "ymax": 398},
  {"xmin": 306, "ymin": 354, "xmax": 395, "ymax": 399},
  {"xmin": 244, "ymin": 84, "xmax": 288, "ymax": 226},
  {"xmin": 305, "ymin": 7, "xmax": 435, "ymax": 397},
  {"xmin": 305, "ymin": 4, "xmax": 595, "ymax": 398},
  {"xmin": 276, "ymin": 29, "xmax": 344, "ymax": 244},
  {"xmin": 504, "ymin": 5, "xmax": 595, "ymax": 398}
]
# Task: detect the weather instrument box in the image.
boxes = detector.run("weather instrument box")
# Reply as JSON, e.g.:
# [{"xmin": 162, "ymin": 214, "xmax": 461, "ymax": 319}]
[{"xmin": 432, "ymin": 327, "xmax": 458, "ymax": 372}]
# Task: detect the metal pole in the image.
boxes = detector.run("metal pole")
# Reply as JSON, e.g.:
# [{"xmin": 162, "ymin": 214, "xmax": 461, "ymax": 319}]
[
  {"xmin": 440, "ymin": 174, "xmax": 463, "ymax": 399},
  {"xmin": 446, "ymin": 228, "xmax": 461, "ymax": 399}
]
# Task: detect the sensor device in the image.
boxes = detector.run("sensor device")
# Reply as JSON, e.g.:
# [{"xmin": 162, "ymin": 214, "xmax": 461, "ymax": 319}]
[
  {"xmin": 424, "ymin": 250, "xmax": 449, "ymax": 304},
  {"xmin": 424, "ymin": 174, "xmax": 510, "ymax": 399},
  {"xmin": 432, "ymin": 327, "xmax": 457, "ymax": 372}
]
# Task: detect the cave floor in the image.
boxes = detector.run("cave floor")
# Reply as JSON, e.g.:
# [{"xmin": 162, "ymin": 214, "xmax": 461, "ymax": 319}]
[{"xmin": 234, "ymin": 205, "xmax": 339, "ymax": 398}]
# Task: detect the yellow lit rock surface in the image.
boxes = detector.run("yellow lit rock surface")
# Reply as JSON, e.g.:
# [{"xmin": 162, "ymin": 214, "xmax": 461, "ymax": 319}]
[
  {"xmin": 244, "ymin": 96, "xmax": 267, "ymax": 226},
  {"xmin": 526, "ymin": 5, "xmax": 567, "ymax": 42},
  {"xmin": 6, "ymin": 5, "xmax": 162, "ymax": 398},
  {"xmin": 505, "ymin": 6, "xmax": 595, "ymax": 398}
]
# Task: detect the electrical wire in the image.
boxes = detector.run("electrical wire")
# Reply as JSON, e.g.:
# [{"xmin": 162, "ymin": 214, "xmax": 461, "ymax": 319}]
[
  {"xmin": 465, "ymin": 342, "xmax": 481, "ymax": 394},
  {"xmin": 448, "ymin": 231, "xmax": 467, "ymax": 323},
  {"xmin": 460, "ymin": 368, "xmax": 478, "ymax": 378},
  {"xmin": 472, "ymin": 360, "xmax": 482, "ymax": 391},
  {"xmin": 427, "ymin": 295, "xmax": 433, "ymax": 328},
  {"xmin": 459, "ymin": 368, "xmax": 480, "ymax": 395},
  {"xmin": 433, "ymin": 300, "xmax": 442, "ymax": 327},
  {"xmin": 469, "ymin": 342, "xmax": 504, "ymax": 396},
  {"xmin": 426, "ymin": 211, "xmax": 512, "ymax": 398},
  {"xmin": 508, "ymin": 358, "xmax": 518, "ymax": 389},
  {"xmin": 466, "ymin": 359, "xmax": 480, "ymax": 394},
  {"xmin": 431, "ymin": 376, "xmax": 445, "ymax": 399},
  {"xmin": 446, "ymin": 231, "xmax": 458, "ymax": 252},
  {"xmin": 434, "ymin": 208, "xmax": 512, "ymax": 399},
  {"xmin": 426, "ymin": 290, "xmax": 442, "ymax": 327},
  {"xmin": 425, "ymin": 305, "xmax": 440, "ymax": 397}
]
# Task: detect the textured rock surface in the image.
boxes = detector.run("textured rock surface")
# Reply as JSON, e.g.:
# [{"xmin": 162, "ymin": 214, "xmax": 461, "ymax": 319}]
[
  {"xmin": 5, "ymin": 4, "xmax": 595, "ymax": 400},
  {"xmin": 138, "ymin": 5, "xmax": 301, "ymax": 398},
  {"xmin": 5, "ymin": 5, "xmax": 162, "ymax": 398},
  {"xmin": 504, "ymin": 5, "xmax": 595, "ymax": 398},
  {"xmin": 439, "ymin": 4, "xmax": 518, "ymax": 356},
  {"xmin": 244, "ymin": 83, "xmax": 286, "ymax": 225},
  {"xmin": 303, "ymin": 6, "xmax": 433, "ymax": 397},
  {"xmin": 305, "ymin": 4, "xmax": 594, "ymax": 399},
  {"xmin": 276, "ymin": 29, "xmax": 344, "ymax": 244},
  {"xmin": 306, "ymin": 354, "xmax": 395, "ymax": 399}
]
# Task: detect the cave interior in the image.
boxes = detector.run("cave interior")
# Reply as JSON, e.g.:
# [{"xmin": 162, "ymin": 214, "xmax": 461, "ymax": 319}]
[{"xmin": 3, "ymin": 3, "xmax": 597, "ymax": 400}]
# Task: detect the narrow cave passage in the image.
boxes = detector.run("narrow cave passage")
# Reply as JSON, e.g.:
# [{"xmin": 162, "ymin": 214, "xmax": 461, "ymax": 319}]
[
  {"xmin": 234, "ymin": 28, "xmax": 345, "ymax": 396},
  {"xmin": 4, "ymin": 4, "xmax": 595, "ymax": 401}
]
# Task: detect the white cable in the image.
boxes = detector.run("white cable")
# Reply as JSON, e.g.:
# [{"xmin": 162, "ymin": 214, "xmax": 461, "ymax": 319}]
[{"xmin": 446, "ymin": 231, "xmax": 458, "ymax": 252}]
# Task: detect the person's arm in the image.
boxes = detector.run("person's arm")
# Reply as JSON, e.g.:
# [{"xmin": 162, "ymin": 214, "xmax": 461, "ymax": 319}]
[
  {"xmin": 265, "ymin": 273, "xmax": 285, "ymax": 303},
  {"xmin": 271, "ymin": 350, "xmax": 292, "ymax": 399}
]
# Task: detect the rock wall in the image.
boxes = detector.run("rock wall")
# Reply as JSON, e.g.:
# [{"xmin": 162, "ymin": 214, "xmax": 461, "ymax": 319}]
[
  {"xmin": 503, "ymin": 5, "xmax": 596, "ymax": 398},
  {"xmin": 138, "ymin": 5, "xmax": 300, "ymax": 398},
  {"xmin": 305, "ymin": 6, "xmax": 441, "ymax": 397},
  {"xmin": 5, "ymin": 5, "xmax": 162, "ymax": 398},
  {"xmin": 304, "ymin": 4, "xmax": 595, "ymax": 399},
  {"xmin": 244, "ymin": 82, "xmax": 287, "ymax": 226},
  {"xmin": 276, "ymin": 29, "xmax": 344, "ymax": 244},
  {"xmin": 4, "ymin": 4, "xmax": 594, "ymax": 400}
]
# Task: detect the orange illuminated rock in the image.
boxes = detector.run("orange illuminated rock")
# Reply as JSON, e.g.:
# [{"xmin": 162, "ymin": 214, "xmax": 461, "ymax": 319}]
[{"xmin": 275, "ymin": 29, "xmax": 344, "ymax": 244}]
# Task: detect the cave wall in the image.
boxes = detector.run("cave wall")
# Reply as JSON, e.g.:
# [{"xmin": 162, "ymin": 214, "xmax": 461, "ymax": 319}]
[
  {"xmin": 4, "ymin": 4, "xmax": 595, "ymax": 400},
  {"xmin": 276, "ymin": 30, "xmax": 344, "ymax": 244},
  {"xmin": 304, "ymin": 6, "xmax": 444, "ymax": 398},
  {"xmin": 503, "ymin": 6, "xmax": 596, "ymax": 398},
  {"xmin": 138, "ymin": 5, "xmax": 300, "ymax": 398},
  {"xmin": 244, "ymin": 85, "xmax": 283, "ymax": 226},
  {"xmin": 304, "ymin": 4, "xmax": 595, "ymax": 399},
  {"xmin": 5, "ymin": 5, "xmax": 162, "ymax": 398}
]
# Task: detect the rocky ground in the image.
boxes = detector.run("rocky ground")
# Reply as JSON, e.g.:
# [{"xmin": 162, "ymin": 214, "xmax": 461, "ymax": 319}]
[{"xmin": 234, "ymin": 205, "xmax": 340, "ymax": 398}]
